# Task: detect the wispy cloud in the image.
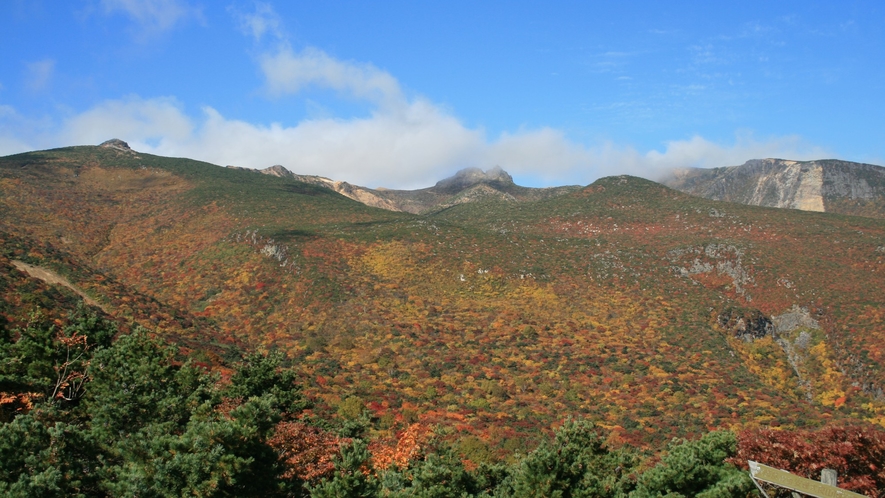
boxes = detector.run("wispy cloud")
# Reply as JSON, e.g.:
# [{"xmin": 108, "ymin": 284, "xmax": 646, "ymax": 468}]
[
  {"xmin": 230, "ymin": 1, "xmax": 284, "ymax": 42},
  {"xmin": 259, "ymin": 46, "xmax": 405, "ymax": 109},
  {"xmin": 24, "ymin": 59, "xmax": 55, "ymax": 93},
  {"xmin": 643, "ymin": 132, "xmax": 829, "ymax": 178},
  {"xmin": 100, "ymin": 0, "xmax": 200, "ymax": 36},
  {"xmin": 0, "ymin": 104, "xmax": 53, "ymax": 156},
  {"xmin": 586, "ymin": 51, "xmax": 638, "ymax": 74}
]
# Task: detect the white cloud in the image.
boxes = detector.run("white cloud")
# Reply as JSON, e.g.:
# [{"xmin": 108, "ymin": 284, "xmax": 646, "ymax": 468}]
[
  {"xmin": 0, "ymin": 48, "xmax": 832, "ymax": 188},
  {"xmin": 59, "ymin": 95, "xmax": 193, "ymax": 147},
  {"xmin": 260, "ymin": 47, "xmax": 404, "ymax": 109},
  {"xmin": 0, "ymin": 135, "xmax": 33, "ymax": 157},
  {"xmin": 25, "ymin": 59, "xmax": 55, "ymax": 93},
  {"xmin": 231, "ymin": 1, "xmax": 283, "ymax": 42},
  {"xmin": 0, "ymin": 105, "xmax": 31, "ymax": 156},
  {"xmin": 13, "ymin": 92, "xmax": 826, "ymax": 189},
  {"xmin": 645, "ymin": 133, "xmax": 828, "ymax": 174},
  {"xmin": 482, "ymin": 128, "xmax": 595, "ymax": 181},
  {"xmin": 100, "ymin": 0, "xmax": 198, "ymax": 34},
  {"xmin": 0, "ymin": 104, "xmax": 49, "ymax": 156},
  {"xmin": 65, "ymin": 95, "xmax": 484, "ymax": 189}
]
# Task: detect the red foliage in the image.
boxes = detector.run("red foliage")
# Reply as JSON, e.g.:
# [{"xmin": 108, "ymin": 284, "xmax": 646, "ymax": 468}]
[
  {"xmin": 268, "ymin": 421, "xmax": 346, "ymax": 481},
  {"xmin": 729, "ymin": 425, "xmax": 885, "ymax": 496}
]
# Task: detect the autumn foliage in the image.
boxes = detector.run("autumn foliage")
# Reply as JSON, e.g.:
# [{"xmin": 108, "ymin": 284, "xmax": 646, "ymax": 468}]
[
  {"xmin": 3, "ymin": 145, "xmax": 885, "ymax": 464},
  {"xmin": 269, "ymin": 421, "xmax": 345, "ymax": 481},
  {"xmin": 730, "ymin": 425, "xmax": 885, "ymax": 496},
  {"xmin": 369, "ymin": 422, "xmax": 434, "ymax": 471}
]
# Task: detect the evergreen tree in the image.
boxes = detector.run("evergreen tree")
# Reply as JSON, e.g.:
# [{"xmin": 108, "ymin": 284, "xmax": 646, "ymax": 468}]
[
  {"xmin": 0, "ymin": 308, "xmax": 302, "ymax": 497},
  {"xmin": 309, "ymin": 438, "xmax": 379, "ymax": 498},
  {"xmin": 0, "ymin": 305, "xmax": 114, "ymax": 409},
  {"xmin": 379, "ymin": 446, "xmax": 479, "ymax": 498},
  {"xmin": 85, "ymin": 330, "xmax": 288, "ymax": 497},
  {"xmin": 226, "ymin": 350, "xmax": 308, "ymax": 416},
  {"xmin": 502, "ymin": 418, "xmax": 637, "ymax": 498},
  {"xmin": 630, "ymin": 430, "xmax": 753, "ymax": 498},
  {"xmin": 0, "ymin": 411, "xmax": 63, "ymax": 497}
]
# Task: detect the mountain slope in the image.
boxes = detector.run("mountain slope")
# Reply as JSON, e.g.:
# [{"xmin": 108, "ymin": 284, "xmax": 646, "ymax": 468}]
[
  {"xmin": 663, "ymin": 158, "xmax": 885, "ymax": 218},
  {"xmin": 2, "ymin": 144, "xmax": 885, "ymax": 455}
]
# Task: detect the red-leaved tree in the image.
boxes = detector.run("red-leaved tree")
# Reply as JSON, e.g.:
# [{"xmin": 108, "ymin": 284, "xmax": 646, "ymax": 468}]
[{"xmin": 728, "ymin": 425, "xmax": 885, "ymax": 497}]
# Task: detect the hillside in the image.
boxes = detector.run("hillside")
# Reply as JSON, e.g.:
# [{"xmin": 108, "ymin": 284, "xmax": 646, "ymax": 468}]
[
  {"xmin": 663, "ymin": 158, "xmax": 885, "ymax": 218},
  {"xmin": 2, "ymin": 143, "xmax": 885, "ymax": 457}
]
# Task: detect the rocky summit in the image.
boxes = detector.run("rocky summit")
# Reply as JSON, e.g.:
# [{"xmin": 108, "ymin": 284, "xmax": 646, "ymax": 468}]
[{"xmin": 99, "ymin": 138, "xmax": 134, "ymax": 153}]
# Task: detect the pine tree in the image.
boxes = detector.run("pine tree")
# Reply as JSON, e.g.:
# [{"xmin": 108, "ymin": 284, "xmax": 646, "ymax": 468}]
[
  {"xmin": 630, "ymin": 430, "xmax": 753, "ymax": 498},
  {"xmin": 504, "ymin": 418, "xmax": 637, "ymax": 498}
]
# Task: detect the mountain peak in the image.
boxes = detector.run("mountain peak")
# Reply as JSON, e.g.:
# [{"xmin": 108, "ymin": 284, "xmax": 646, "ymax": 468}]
[
  {"xmin": 261, "ymin": 164, "xmax": 294, "ymax": 177},
  {"xmin": 434, "ymin": 166, "xmax": 514, "ymax": 192},
  {"xmin": 99, "ymin": 138, "xmax": 133, "ymax": 152}
]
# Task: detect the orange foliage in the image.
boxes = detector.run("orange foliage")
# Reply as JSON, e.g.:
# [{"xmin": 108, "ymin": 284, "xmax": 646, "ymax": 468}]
[
  {"xmin": 268, "ymin": 421, "xmax": 346, "ymax": 481},
  {"xmin": 369, "ymin": 423, "xmax": 433, "ymax": 471},
  {"xmin": 0, "ymin": 391, "xmax": 40, "ymax": 416}
]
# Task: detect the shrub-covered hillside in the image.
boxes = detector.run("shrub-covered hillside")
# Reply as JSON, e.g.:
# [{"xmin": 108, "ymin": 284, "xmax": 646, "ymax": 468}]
[
  {"xmin": 2, "ymin": 145, "xmax": 885, "ymax": 471},
  {"xmin": 3, "ymin": 307, "xmax": 884, "ymax": 497}
]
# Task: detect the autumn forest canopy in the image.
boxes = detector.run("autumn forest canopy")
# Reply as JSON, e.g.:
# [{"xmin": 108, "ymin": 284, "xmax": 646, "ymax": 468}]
[{"xmin": 2, "ymin": 144, "xmax": 885, "ymax": 496}]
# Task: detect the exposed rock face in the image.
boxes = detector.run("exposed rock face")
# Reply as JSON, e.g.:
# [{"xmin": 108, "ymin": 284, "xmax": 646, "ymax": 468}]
[
  {"xmin": 721, "ymin": 304, "xmax": 830, "ymax": 401},
  {"xmin": 433, "ymin": 166, "xmax": 514, "ymax": 193},
  {"xmin": 99, "ymin": 139, "xmax": 134, "ymax": 152},
  {"xmin": 771, "ymin": 305, "xmax": 821, "ymax": 334},
  {"xmin": 257, "ymin": 165, "xmax": 403, "ymax": 211},
  {"xmin": 669, "ymin": 243, "xmax": 755, "ymax": 300},
  {"xmin": 261, "ymin": 165, "xmax": 292, "ymax": 177},
  {"xmin": 663, "ymin": 158, "xmax": 885, "ymax": 218},
  {"xmin": 718, "ymin": 307, "xmax": 773, "ymax": 342},
  {"xmin": 258, "ymin": 165, "xmax": 579, "ymax": 214},
  {"xmin": 770, "ymin": 305, "xmax": 824, "ymax": 401}
]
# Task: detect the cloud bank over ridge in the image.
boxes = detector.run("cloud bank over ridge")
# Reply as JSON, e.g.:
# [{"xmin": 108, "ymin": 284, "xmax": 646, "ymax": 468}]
[
  {"xmin": 0, "ymin": 87, "xmax": 830, "ymax": 189},
  {"xmin": 0, "ymin": 3, "xmax": 831, "ymax": 189}
]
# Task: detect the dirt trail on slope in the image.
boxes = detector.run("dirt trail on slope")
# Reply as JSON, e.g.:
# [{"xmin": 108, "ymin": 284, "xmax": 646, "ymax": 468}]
[{"xmin": 11, "ymin": 260, "xmax": 109, "ymax": 313}]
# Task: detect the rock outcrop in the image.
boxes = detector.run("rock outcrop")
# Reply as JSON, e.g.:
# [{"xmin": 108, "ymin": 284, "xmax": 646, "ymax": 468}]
[
  {"xmin": 663, "ymin": 158, "xmax": 885, "ymax": 218},
  {"xmin": 99, "ymin": 138, "xmax": 135, "ymax": 153},
  {"xmin": 261, "ymin": 164, "xmax": 292, "ymax": 178}
]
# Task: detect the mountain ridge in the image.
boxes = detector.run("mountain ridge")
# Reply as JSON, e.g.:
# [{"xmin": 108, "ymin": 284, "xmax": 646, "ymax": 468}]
[
  {"xmin": 662, "ymin": 158, "xmax": 885, "ymax": 218},
  {"xmin": 255, "ymin": 163, "xmax": 581, "ymax": 214},
  {"xmin": 252, "ymin": 153, "xmax": 885, "ymax": 219}
]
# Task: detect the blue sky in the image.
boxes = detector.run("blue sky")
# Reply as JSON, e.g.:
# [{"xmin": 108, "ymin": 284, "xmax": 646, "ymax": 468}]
[{"xmin": 1, "ymin": 1, "xmax": 883, "ymax": 188}]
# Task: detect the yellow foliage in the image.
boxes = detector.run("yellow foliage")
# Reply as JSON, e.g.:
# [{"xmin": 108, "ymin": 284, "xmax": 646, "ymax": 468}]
[
  {"xmin": 807, "ymin": 341, "xmax": 847, "ymax": 406},
  {"xmin": 728, "ymin": 336, "xmax": 800, "ymax": 395}
]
